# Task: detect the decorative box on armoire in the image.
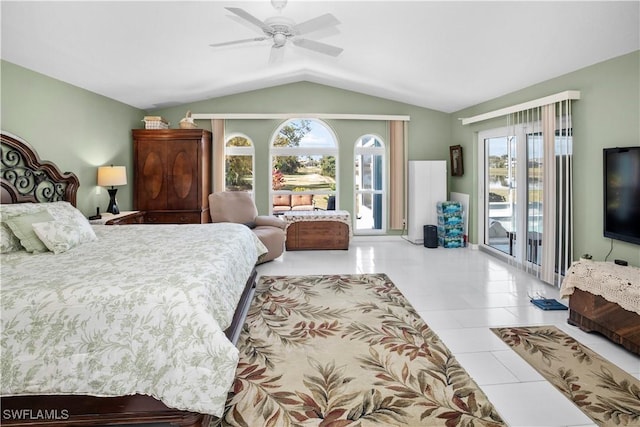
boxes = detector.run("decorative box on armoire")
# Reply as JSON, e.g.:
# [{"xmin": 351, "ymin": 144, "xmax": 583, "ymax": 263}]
[{"xmin": 133, "ymin": 129, "xmax": 212, "ymax": 224}]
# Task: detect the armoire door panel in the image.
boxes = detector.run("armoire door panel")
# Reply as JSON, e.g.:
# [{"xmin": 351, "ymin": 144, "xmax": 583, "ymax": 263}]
[
  {"xmin": 135, "ymin": 140, "xmax": 167, "ymax": 210},
  {"xmin": 167, "ymin": 140, "xmax": 199, "ymax": 210}
]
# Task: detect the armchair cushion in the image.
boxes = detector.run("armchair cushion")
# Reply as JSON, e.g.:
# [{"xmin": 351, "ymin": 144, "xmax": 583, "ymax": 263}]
[
  {"xmin": 255, "ymin": 215, "xmax": 286, "ymax": 229},
  {"xmin": 291, "ymin": 194, "xmax": 314, "ymax": 211},
  {"xmin": 209, "ymin": 191, "xmax": 285, "ymax": 264},
  {"xmin": 210, "ymin": 191, "xmax": 258, "ymax": 224},
  {"xmin": 273, "ymin": 194, "xmax": 291, "ymax": 207}
]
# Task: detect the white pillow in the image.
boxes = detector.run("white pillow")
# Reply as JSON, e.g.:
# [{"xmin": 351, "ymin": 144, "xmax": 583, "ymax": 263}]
[
  {"xmin": 0, "ymin": 202, "xmax": 97, "ymax": 253},
  {"xmin": 33, "ymin": 219, "xmax": 97, "ymax": 254},
  {"xmin": 1, "ymin": 204, "xmax": 43, "ymax": 253},
  {"xmin": 4, "ymin": 209, "xmax": 55, "ymax": 253},
  {"xmin": 1, "ymin": 223, "xmax": 23, "ymax": 253}
]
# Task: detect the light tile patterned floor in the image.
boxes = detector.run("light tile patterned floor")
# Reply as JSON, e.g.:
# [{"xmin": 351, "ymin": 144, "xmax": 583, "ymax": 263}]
[{"xmin": 256, "ymin": 237, "xmax": 640, "ymax": 427}]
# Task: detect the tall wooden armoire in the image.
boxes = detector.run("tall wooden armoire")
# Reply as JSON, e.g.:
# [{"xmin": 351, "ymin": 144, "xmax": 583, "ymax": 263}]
[{"xmin": 133, "ymin": 129, "xmax": 212, "ymax": 224}]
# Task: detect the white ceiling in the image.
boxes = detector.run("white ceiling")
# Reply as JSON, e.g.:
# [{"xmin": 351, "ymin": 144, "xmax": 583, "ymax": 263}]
[{"xmin": 2, "ymin": 1, "xmax": 639, "ymax": 113}]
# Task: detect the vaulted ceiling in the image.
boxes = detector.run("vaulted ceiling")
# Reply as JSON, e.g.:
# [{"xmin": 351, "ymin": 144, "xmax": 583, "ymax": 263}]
[{"xmin": 2, "ymin": 1, "xmax": 638, "ymax": 113}]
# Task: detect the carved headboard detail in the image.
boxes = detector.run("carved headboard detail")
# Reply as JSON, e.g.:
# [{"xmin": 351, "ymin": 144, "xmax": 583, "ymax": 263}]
[{"xmin": 1, "ymin": 132, "xmax": 79, "ymax": 206}]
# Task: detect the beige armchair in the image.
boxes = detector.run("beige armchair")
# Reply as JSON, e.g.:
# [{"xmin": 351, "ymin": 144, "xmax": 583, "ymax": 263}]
[{"xmin": 209, "ymin": 191, "xmax": 286, "ymax": 264}]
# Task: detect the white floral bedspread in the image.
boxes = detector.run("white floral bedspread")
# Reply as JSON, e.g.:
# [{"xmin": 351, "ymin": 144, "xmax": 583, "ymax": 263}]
[{"xmin": 1, "ymin": 223, "xmax": 267, "ymax": 416}]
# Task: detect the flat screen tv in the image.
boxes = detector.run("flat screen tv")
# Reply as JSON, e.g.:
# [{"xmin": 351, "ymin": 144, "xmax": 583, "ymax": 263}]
[{"xmin": 603, "ymin": 146, "xmax": 640, "ymax": 245}]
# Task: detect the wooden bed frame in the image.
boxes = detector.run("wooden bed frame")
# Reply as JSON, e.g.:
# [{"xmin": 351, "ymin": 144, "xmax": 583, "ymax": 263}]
[{"xmin": 0, "ymin": 132, "xmax": 256, "ymax": 426}]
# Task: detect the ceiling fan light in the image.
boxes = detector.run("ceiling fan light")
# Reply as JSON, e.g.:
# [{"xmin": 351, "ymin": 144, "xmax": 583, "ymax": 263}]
[{"xmin": 273, "ymin": 33, "xmax": 287, "ymax": 46}]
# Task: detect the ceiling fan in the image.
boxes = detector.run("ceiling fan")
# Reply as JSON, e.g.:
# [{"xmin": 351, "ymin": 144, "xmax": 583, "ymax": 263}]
[{"xmin": 210, "ymin": 0, "xmax": 343, "ymax": 63}]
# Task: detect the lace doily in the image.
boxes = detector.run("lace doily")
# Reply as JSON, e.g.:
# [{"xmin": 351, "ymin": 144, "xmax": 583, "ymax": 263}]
[{"xmin": 560, "ymin": 260, "xmax": 640, "ymax": 314}]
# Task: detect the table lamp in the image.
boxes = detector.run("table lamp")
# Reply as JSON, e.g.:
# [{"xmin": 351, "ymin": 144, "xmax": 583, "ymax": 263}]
[{"xmin": 97, "ymin": 165, "xmax": 127, "ymax": 214}]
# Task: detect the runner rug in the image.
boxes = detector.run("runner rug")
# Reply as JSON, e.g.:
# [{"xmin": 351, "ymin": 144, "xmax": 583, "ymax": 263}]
[
  {"xmin": 213, "ymin": 274, "xmax": 505, "ymax": 426},
  {"xmin": 492, "ymin": 325, "xmax": 640, "ymax": 426}
]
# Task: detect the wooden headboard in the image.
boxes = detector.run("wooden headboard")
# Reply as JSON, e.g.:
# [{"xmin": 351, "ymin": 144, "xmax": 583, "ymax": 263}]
[{"xmin": 1, "ymin": 132, "xmax": 79, "ymax": 206}]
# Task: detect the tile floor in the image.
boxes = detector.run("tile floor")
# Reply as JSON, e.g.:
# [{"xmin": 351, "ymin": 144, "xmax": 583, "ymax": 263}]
[{"xmin": 256, "ymin": 236, "xmax": 640, "ymax": 427}]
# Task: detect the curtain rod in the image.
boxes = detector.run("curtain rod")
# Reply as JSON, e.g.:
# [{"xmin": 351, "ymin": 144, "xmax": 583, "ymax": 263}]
[
  {"xmin": 192, "ymin": 113, "xmax": 410, "ymax": 121},
  {"xmin": 460, "ymin": 90, "xmax": 581, "ymax": 125}
]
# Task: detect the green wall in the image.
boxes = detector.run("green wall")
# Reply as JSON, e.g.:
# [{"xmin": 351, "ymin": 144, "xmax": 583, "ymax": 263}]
[
  {"xmin": 149, "ymin": 82, "xmax": 451, "ymax": 221},
  {"xmin": 1, "ymin": 60, "xmax": 143, "ymax": 215},
  {"xmin": 3, "ymin": 51, "xmax": 639, "ymax": 266},
  {"xmin": 450, "ymin": 50, "xmax": 640, "ymax": 266}
]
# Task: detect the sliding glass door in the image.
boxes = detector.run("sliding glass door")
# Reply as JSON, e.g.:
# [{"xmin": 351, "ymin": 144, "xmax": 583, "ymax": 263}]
[
  {"xmin": 484, "ymin": 135, "xmax": 517, "ymax": 256},
  {"xmin": 479, "ymin": 118, "xmax": 573, "ymax": 284}
]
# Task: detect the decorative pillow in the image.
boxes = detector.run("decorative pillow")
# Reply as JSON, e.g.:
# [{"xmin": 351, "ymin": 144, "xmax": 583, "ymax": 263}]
[
  {"xmin": 0, "ymin": 202, "xmax": 97, "ymax": 253},
  {"xmin": 43, "ymin": 201, "xmax": 86, "ymax": 222},
  {"xmin": 1, "ymin": 223, "xmax": 23, "ymax": 253},
  {"xmin": 44, "ymin": 202, "xmax": 97, "ymax": 241},
  {"xmin": 0, "ymin": 202, "xmax": 44, "ymax": 220},
  {"xmin": 0, "ymin": 201, "xmax": 87, "ymax": 222},
  {"xmin": 33, "ymin": 219, "xmax": 97, "ymax": 254},
  {"xmin": 1, "ymin": 203, "xmax": 47, "ymax": 253},
  {"xmin": 4, "ymin": 210, "xmax": 55, "ymax": 253}
]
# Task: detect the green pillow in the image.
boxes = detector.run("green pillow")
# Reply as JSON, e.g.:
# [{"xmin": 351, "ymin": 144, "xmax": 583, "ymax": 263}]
[{"xmin": 4, "ymin": 210, "xmax": 55, "ymax": 253}]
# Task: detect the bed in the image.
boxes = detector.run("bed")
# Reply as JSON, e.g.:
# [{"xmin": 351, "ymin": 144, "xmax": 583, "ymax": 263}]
[
  {"xmin": 0, "ymin": 132, "xmax": 267, "ymax": 426},
  {"xmin": 560, "ymin": 260, "xmax": 640, "ymax": 355}
]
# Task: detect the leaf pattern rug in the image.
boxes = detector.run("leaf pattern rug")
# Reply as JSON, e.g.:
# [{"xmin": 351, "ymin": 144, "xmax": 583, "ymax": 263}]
[
  {"xmin": 213, "ymin": 274, "xmax": 505, "ymax": 426},
  {"xmin": 492, "ymin": 325, "xmax": 640, "ymax": 426}
]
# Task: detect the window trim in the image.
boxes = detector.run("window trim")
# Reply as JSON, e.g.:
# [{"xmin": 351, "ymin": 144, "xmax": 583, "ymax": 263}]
[{"xmin": 354, "ymin": 134, "xmax": 387, "ymax": 234}]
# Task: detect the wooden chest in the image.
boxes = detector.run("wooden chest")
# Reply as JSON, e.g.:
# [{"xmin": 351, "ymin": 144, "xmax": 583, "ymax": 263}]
[{"xmin": 286, "ymin": 220, "xmax": 349, "ymax": 250}]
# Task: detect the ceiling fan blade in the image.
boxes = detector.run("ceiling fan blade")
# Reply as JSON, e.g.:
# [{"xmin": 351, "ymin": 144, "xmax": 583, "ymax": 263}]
[
  {"xmin": 294, "ymin": 13, "xmax": 340, "ymax": 35},
  {"xmin": 225, "ymin": 7, "xmax": 269, "ymax": 32},
  {"xmin": 292, "ymin": 38, "xmax": 343, "ymax": 57},
  {"xmin": 210, "ymin": 37, "xmax": 268, "ymax": 48},
  {"xmin": 268, "ymin": 45, "xmax": 285, "ymax": 65}
]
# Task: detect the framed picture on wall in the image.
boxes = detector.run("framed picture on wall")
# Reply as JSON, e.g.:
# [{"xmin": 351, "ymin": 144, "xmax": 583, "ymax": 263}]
[{"xmin": 450, "ymin": 145, "xmax": 464, "ymax": 176}]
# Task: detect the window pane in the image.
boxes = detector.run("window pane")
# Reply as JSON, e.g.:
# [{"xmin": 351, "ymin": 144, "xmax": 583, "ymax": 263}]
[
  {"xmin": 275, "ymin": 119, "xmax": 336, "ymax": 148},
  {"xmin": 271, "ymin": 119, "xmax": 338, "ymax": 214},
  {"xmin": 355, "ymin": 192, "xmax": 383, "ymax": 230},
  {"xmin": 272, "ymin": 155, "xmax": 335, "ymax": 191},
  {"xmin": 486, "ymin": 136, "xmax": 516, "ymax": 255},
  {"xmin": 226, "ymin": 155, "xmax": 253, "ymax": 191},
  {"xmin": 357, "ymin": 135, "xmax": 383, "ymax": 148},
  {"xmin": 227, "ymin": 136, "xmax": 251, "ymax": 147}
]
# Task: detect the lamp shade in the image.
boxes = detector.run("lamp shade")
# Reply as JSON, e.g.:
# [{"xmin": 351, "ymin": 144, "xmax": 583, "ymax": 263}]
[{"xmin": 97, "ymin": 166, "xmax": 127, "ymax": 187}]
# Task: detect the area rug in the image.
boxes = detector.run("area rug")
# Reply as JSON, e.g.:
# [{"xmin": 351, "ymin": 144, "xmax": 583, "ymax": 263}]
[
  {"xmin": 492, "ymin": 325, "xmax": 640, "ymax": 426},
  {"xmin": 213, "ymin": 274, "xmax": 505, "ymax": 426}
]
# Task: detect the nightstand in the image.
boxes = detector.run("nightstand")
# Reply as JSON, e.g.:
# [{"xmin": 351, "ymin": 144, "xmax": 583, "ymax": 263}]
[{"xmin": 89, "ymin": 211, "xmax": 145, "ymax": 225}]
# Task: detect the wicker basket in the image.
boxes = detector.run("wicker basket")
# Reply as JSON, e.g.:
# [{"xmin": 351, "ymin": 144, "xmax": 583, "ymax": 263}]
[
  {"xmin": 143, "ymin": 116, "xmax": 169, "ymax": 129},
  {"xmin": 144, "ymin": 120, "xmax": 169, "ymax": 129},
  {"xmin": 179, "ymin": 110, "xmax": 197, "ymax": 129}
]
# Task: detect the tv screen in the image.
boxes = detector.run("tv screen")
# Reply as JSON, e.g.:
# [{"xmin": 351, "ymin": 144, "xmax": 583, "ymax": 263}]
[{"xmin": 603, "ymin": 146, "xmax": 640, "ymax": 245}]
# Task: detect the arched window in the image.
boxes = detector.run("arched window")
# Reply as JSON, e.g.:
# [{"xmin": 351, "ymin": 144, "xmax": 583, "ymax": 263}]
[
  {"xmin": 355, "ymin": 135, "xmax": 386, "ymax": 233},
  {"xmin": 225, "ymin": 134, "xmax": 254, "ymax": 193},
  {"xmin": 270, "ymin": 119, "xmax": 338, "ymax": 214}
]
